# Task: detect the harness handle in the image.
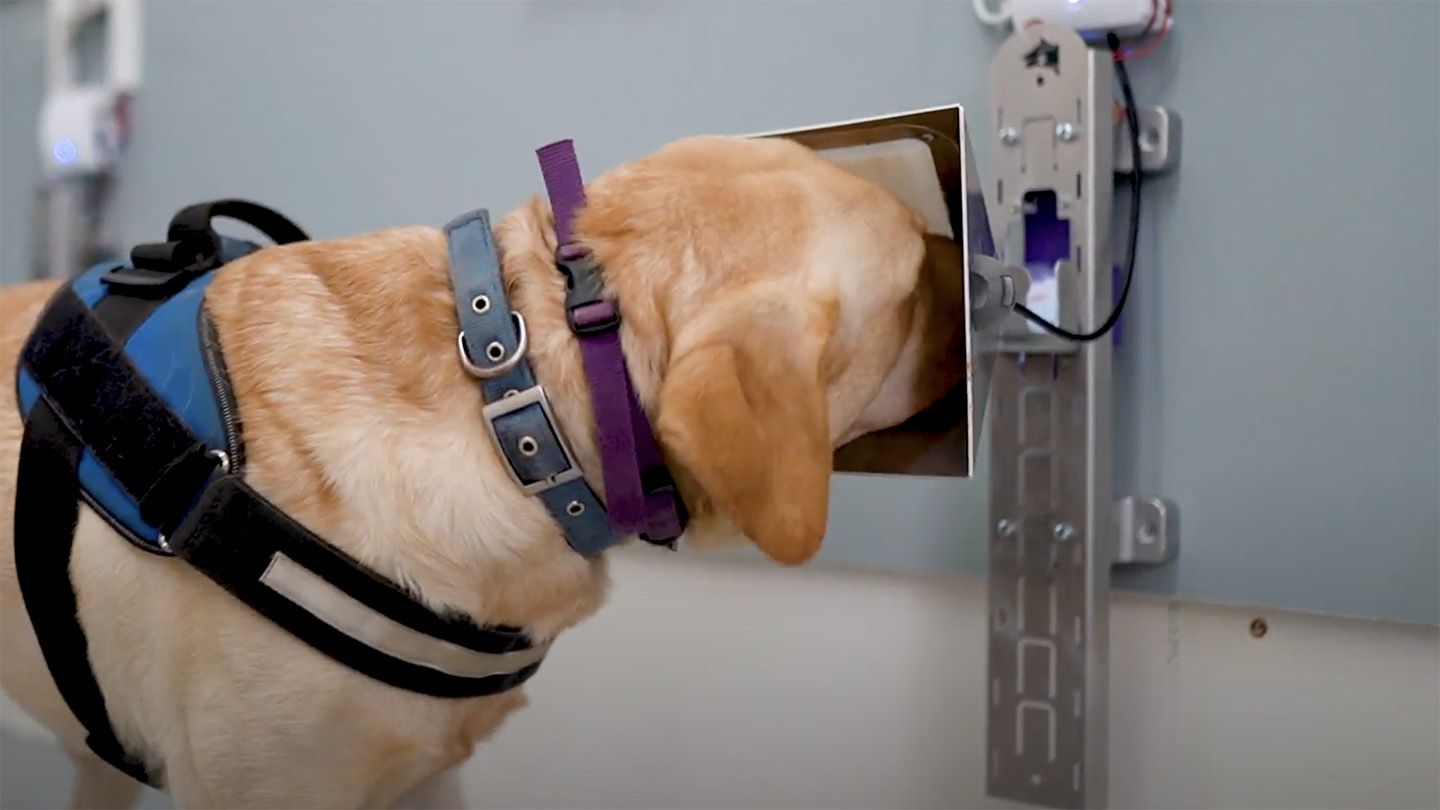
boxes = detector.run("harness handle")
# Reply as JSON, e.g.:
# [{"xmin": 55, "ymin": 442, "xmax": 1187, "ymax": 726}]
[
  {"xmin": 110, "ymin": 199, "xmax": 310, "ymax": 298},
  {"xmin": 165, "ymin": 199, "xmax": 310, "ymax": 247}
]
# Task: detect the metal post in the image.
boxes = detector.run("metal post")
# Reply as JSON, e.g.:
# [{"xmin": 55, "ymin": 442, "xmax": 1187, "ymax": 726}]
[
  {"xmin": 984, "ymin": 22, "xmax": 1181, "ymax": 809},
  {"xmin": 42, "ymin": 182, "xmax": 83, "ymax": 280},
  {"xmin": 986, "ymin": 23, "xmax": 1113, "ymax": 809}
]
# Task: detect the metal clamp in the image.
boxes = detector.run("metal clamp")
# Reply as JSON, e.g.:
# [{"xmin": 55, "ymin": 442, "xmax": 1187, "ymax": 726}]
[
  {"xmin": 988, "ymin": 22, "xmax": 1115, "ymax": 810},
  {"xmin": 986, "ymin": 24, "xmax": 1180, "ymax": 810},
  {"xmin": 1113, "ymin": 496, "xmax": 1179, "ymax": 565},
  {"xmin": 1113, "ymin": 106, "xmax": 1182, "ymax": 176}
]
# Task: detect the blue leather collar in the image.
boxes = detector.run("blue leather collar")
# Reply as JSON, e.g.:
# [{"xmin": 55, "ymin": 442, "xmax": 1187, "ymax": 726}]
[{"xmin": 444, "ymin": 209, "xmax": 621, "ymax": 557}]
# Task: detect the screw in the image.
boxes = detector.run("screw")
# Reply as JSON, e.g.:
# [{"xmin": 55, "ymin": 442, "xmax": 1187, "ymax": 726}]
[
  {"xmin": 999, "ymin": 126, "xmax": 1020, "ymax": 145},
  {"xmin": 997, "ymin": 519, "xmax": 1016, "ymax": 537},
  {"xmin": 1249, "ymin": 618, "xmax": 1269, "ymax": 639},
  {"xmin": 1139, "ymin": 522, "xmax": 1158, "ymax": 545},
  {"xmin": 1056, "ymin": 122, "xmax": 1078, "ymax": 142},
  {"xmin": 1052, "ymin": 522, "xmax": 1075, "ymax": 542}
]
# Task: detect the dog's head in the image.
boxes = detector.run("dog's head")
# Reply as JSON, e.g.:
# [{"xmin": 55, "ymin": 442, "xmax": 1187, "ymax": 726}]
[{"xmin": 572, "ymin": 135, "xmax": 969, "ymax": 565}]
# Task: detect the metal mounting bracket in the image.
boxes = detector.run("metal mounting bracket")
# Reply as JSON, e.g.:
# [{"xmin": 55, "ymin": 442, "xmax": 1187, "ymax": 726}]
[
  {"xmin": 985, "ymin": 23, "xmax": 1179, "ymax": 810},
  {"xmin": 1114, "ymin": 106, "xmax": 1182, "ymax": 175},
  {"xmin": 1113, "ymin": 495, "xmax": 1179, "ymax": 566}
]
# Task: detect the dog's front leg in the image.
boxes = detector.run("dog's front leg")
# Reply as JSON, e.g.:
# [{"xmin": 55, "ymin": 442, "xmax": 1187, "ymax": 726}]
[
  {"xmin": 386, "ymin": 767, "xmax": 465, "ymax": 810},
  {"xmin": 63, "ymin": 746, "xmax": 143, "ymax": 810}
]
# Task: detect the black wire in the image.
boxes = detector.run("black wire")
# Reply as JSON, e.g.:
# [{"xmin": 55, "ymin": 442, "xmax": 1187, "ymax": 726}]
[{"xmin": 1014, "ymin": 31, "xmax": 1142, "ymax": 343}]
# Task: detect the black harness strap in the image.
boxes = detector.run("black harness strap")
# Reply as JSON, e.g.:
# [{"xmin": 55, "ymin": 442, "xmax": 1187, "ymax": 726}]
[
  {"xmin": 14, "ymin": 402, "xmax": 155, "ymax": 786},
  {"xmin": 13, "ymin": 280, "xmax": 185, "ymax": 787}
]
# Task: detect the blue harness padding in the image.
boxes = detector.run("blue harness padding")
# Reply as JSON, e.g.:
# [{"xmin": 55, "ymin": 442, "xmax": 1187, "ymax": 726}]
[{"xmin": 15, "ymin": 236, "xmax": 260, "ymax": 554}]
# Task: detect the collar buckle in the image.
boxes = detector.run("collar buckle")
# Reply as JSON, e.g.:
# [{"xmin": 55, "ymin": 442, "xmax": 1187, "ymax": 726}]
[
  {"xmin": 637, "ymin": 465, "xmax": 687, "ymax": 549},
  {"xmin": 480, "ymin": 385, "xmax": 585, "ymax": 497}
]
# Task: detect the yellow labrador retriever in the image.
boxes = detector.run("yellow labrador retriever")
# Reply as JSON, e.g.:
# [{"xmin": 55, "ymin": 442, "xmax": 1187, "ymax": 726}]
[{"xmin": 0, "ymin": 135, "xmax": 968, "ymax": 808}]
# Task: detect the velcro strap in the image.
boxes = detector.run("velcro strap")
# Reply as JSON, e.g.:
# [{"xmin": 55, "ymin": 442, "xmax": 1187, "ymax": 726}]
[{"xmin": 22, "ymin": 286, "xmax": 215, "ymax": 531}]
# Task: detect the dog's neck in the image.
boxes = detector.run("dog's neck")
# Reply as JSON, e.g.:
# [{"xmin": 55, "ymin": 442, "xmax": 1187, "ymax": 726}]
[
  {"xmin": 206, "ymin": 179, "xmax": 736, "ymax": 642},
  {"xmin": 201, "ymin": 200, "xmax": 645, "ymax": 643},
  {"xmin": 490, "ymin": 196, "xmax": 669, "ymax": 512}
]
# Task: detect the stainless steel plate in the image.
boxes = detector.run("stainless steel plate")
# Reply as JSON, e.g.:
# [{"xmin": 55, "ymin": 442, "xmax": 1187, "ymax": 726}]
[{"xmin": 747, "ymin": 105, "xmax": 1000, "ymax": 478}]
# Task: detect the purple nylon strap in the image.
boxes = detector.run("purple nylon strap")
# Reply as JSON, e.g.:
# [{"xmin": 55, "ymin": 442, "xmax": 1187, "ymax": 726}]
[
  {"xmin": 537, "ymin": 142, "xmax": 585, "ymax": 246},
  {"xmin": 536, "ymin": 140, "xmax": 685, "ymax": 542}
]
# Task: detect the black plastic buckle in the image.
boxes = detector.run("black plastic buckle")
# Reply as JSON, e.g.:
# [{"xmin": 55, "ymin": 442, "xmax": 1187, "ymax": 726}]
[
  {"xmin": 555, "ymin": 245, "xmax": 621, "ymax": 336},
  {"xmin": 637, "ymin": 465, "xmax": 688, "ymax": 550},
  {"xmin": 103, "ymin": 229, "xmax": 221, "ymax": 300}
]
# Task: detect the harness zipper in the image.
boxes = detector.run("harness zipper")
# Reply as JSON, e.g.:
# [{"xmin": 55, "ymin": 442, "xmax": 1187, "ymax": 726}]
[{"xmin": 199, "ymin": 308, "xmax": 244, "ymax": 471}]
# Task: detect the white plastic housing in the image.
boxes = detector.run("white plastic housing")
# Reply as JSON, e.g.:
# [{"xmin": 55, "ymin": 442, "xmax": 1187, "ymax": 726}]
[
  {"xmin": 1008, "ymin": 0, "xmax": 1166, "ymax": 40},
  {"xmin": 38, "ymin": 87, "xmax": 120, "ymax": 179},
  {"xmin": 40, "ymin": 0, "xmax": 141, "ymax": 179}
]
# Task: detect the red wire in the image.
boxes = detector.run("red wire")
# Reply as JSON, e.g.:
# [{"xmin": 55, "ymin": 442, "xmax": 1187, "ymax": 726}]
[
  {"xmin": 1121, "ymin": 19, "xmax": 1170, "ymax": 61},
  {"xmin": 1136, "ymin": 0, "xmax": 1160, "ymax": 44},
  {"xmin": 1115, "ymin": 0, "xmax": 1171, "ymax": 62},
  {"xmin": 1113, "ymin": 0, "xmax": 1157, "ymax": 61}
]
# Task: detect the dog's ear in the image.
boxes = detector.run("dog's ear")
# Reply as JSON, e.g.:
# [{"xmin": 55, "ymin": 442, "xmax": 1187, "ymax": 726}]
[{"xmin": 657, "ymin": 291, "xmax": 835, "ymax": 565}]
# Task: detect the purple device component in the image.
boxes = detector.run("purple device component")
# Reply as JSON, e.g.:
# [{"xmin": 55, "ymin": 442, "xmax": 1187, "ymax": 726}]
[{"xmin": 1022, "ymin": 190, "xmax": 1124, "ymax": 347}]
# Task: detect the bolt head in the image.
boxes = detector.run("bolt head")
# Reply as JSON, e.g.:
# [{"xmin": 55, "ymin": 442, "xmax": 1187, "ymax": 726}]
[
  {"xmin": 1052, "ymin": 522, "xmax": 1076, "ymax": 542},
  {"xmin": 997, "ymin": 519, "xmax": 1016, "ymax": 537},
  {"xmin": 1056, "ymin": 122, "xmax": 1078, "ymax": 142},
  {"xmin": 999, "ymin": 126, "xmax": 1020, "ymax": 145}
]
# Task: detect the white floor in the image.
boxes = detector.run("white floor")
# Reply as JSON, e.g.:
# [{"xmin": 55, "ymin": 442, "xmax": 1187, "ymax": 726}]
[{"xmin": 5, "ymin": 548, "xmax": 1439, "ymax": 809}]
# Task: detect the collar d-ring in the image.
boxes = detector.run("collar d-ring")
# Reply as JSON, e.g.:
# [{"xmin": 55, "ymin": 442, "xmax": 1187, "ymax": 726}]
[{"xmin": 458, "ymin": 312, "xmax": 528, "ymax": 380}]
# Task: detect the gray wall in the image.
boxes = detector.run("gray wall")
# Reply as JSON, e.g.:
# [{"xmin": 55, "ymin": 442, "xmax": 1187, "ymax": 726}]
[
  {"xmin": 0, "ymin": 0, "xmax": 45, "ymax": 283},
  {"xmin": 1, "ymin": 0, "xmax": 1436, "ymax": 624}
]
